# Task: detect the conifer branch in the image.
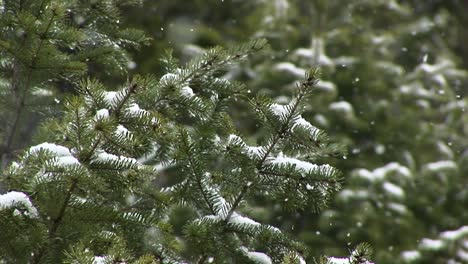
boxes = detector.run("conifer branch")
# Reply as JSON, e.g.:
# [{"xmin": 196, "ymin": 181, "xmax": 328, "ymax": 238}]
[
  {"xmin": 32, "ymin": 178, "xmax": 78, "ymax": 264},
  {"xmin": 191, "ymin": 164, "xmax": 216, "ymax": 215},
  {"xmin": 224, "ymin": 183, "xmax": 249, "ymax": 222},
  {"xmin": 181, "ymin": 135, "xmax": 216, "ymax": 215},
  {"xmin": 258, "ymin": 169, "xmax": 339, "ymax": 184},
  {"xmin": 114, "ymin": 83, "xmax": 138, "ymax": 118},
  {"xmin": 81, "ymin": 136, "xmax": 102, "ymax": 163},
  {"xmin": 50, "ymin": 179, "xmax": 78, "ymax": 235},
  {"xmin": 224, "ymin": 72, "xmax": 318, "ymax": 223}
]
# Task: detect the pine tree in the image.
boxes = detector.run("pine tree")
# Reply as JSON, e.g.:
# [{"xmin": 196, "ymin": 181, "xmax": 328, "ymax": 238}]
[
  {"xmin": 399, "ymin": 225, "xmax": 468, "ymax": 264},
  {"xmin": 0, "ymin": 0, "xmax": 149, "ymax": 169},
  {"xmin": 1, "ymin": 39, "xmax": 371, "ymax": 263}
]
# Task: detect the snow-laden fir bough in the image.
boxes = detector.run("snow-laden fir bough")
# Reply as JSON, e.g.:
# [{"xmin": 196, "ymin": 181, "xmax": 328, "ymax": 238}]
[{"xmin": 1, "ymin": 39, "xmax": 371, "ymax": 263}]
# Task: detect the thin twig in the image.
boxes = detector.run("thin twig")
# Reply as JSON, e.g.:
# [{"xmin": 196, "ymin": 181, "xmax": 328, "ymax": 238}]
[
  {"xmin": 224, "ymin": 74, "xmax": 316, "ymax": 223},
  {"xmin": 32, "ymin": 178, "xmax": 78, "ymax": 264}
]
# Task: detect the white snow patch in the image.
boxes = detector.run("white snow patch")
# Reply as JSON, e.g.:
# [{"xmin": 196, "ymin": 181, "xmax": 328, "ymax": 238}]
[
  {"xmin": 409, "ymin": 17, "xmax": 434, "ymax": 33},
  {"xmin": 423, "ymin": 160, "xmax": 457, "ymax": 173},
  {"xmin": 440, "ymin": 226, "xmax": 468, "ymax": 241},
  {"xmin": 387, "ymin": 202, "xmax": 408, "ymax": 214},
  {"xmin": 353, "ymin": 169, "xmax": 374, "ymax": 180},
  {"xmin": 329, "ymin": 101, "xmax": 353, "ymax": 113},
  {"xmin": 29, "ymin": 143, "xmax": 72, "ymax": 156},
  {"xmin": 333, "ymin": 56, "xmax": 357, "ymax": 67},
  {"xmin": 8, "ymin": 161, "xmax": 22, "ymax": 173},
  {"xmin": 458, "ymin": 248, "xmax": 468, "ymax": 262},
  {"xmin": 353, "ymin": 163, "xmax": 411, "ymax": 183},
  {"xmin": 28, "ymin": 142, "xmax": 81, "ymax": 174},
  {"xmin": 298, "ymin": 255, "xmax": 306, "ymax": 264},
  {"xmin": 433, "ymin": 74, "xmax": 447, "ymax": 86},
  {"xmin": 103, "ymin": 91, "xmax": 118, "ymax": 106},
  {"xmin": 53, "ymin": 156, "xmax": 80, "ymax": 166},
  {"xmin": 420, "ymin": 238, "xmax": 444, "ymax": 250},
  {"xmin": 315, "ymin": 80, "xmax": 336, "ymax": 92},
  {"xmin": 182, "ymin": 44, "xmax": 204, "ymax": 57},
  {"xmin": 387, "ymin": 0, "xmax": 408, "ymax": 14},
  {"xmin": 444, "ymin": 100, "xmax": 467, "ymax": 112},
  {"xmin": 371, "ymin": 34, "xmax": 391, "ymax": 45},
  {"xmin": 436, "ymin": 141, "xmax": 453, "ymax": 159},
  {"xmin": 95, "ymin": 108, "xmax": 109, "ymax": 119},
  {"xmin": 246, "ymin": 146, "xmax": 265, "ymax": 158},
  {"xmin": 93, "ymin": 256, "xmax": 107, "ymax": 264},
  {"xmin": 0, "ymin": 191, "xmax": 39, "ymax": 218},
  {"xmin": 338, "ymin": 189, "xmax": 369, "ymax": 201},
  {"xmin": 314, "ymin": 114, "xmax": 328, "ymax": 127},
  {"xmin": 292, "ymin": 117, "xmax": 322, "ymax": 141},
  {"xmin": 240, "ymin": 247, "xmax": 272, "ymax": 264},
  {"xmin": 228, "ymin": 135, "xmax": 264, "ymax": 158},
  {"xmin": 160, "ymin": 73, "xmax": 178, "ymax": 84},
  {"xmin": 180, "ymin": 86, "xmax": 195, "ymax": 97},
  {"xmin": 213, "ymin": 197, "xmax": 230, "ymax": 217},
  {"xmin": 207, "ymin": 185, "xmax": 231, "ymax": 218},
  {"xmin": 115, "ymin": 125, "xmax": 130, "ymax": 136},
  {"xmin": 32, "ymin": 88, "xmax": 53, "ymax": 96},
  {"xmin": 399, "ymin": 82, "xmax": 433, "ymax": 98},
  {"xmin": 202, "ymin": 215, "xmax": 222, "ymax": 221},
  {"xmin": 93, "ymin": 150, "xmax": 138, "ymax": 166},
  {"xmin": 270, "ymin": 103, "xmax": 291, "ymax": 118},
  {"xmin": 274, "ymin": 62, "xmax": 305, "ymax": 78},
  {"xmin": 293, "ymin": 38, "xmax": 334, "ymax": 66},
  {"xmin": 126, "ymin": 103, "xmax": 150, "ymax": 116},
  {"xmin": 374, "ymin": 163, "xmax": 411, "ymax": 180},
  {"xmin": 228, "ymin": 134, "xmax": 242, "ymax": 144},
  {"xmin": 401, "ymin": 250, "xmax": 421, "ymax": 261},
  {"xmin": 269, "ymin": 155, "xmax": 320, "ymax": 171},
  {"xmin": 376, "ymin": 61, "xmax": 404, "ymax": 76},
  {"xmin": 230, "ymin": 212, "xmax": 261, "ymax": 227},
  {"xmin": 418, "ymin": 61, "xmax": 449, "ymax": 75},
  {"xmin": 294, "ymin": 48, "xmax": 314, "ymax": 58},
  {"xmin": 463, "ymin": 239, "xmax": 468, "ymax": 249},
  {"xmin": 267, "ymin": 154, "xmax": 334, "ymax": 177},
  {"xmin": 328, "ymin": 257, "xmax": 350, "ymax": 264},
  {"xmin": 383, "ymin": 182, "xmax": 405, "ymax": 198}
]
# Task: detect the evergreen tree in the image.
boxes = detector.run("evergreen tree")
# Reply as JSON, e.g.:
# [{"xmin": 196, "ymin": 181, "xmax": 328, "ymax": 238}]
[
  {"xmin": 0, "ymin": 0, "xmax": 149, "ymax": 169},
  {"xmin": 3, "ymin": 0, "xmax": 466, "ymax": 263},
  {"xmin": 0, "ymin": 39, "xmax": 371, "ymax": 263},
  {"xmin": 400, "ymin": 225, "xmax": 468, "ymax": 263}
]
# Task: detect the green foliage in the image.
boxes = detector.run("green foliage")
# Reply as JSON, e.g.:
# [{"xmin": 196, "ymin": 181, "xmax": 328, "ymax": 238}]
[
  {"xmin": 0, "ymin": 38, "xmax": 357, "ymax": 263},
  {"xmin": 0, "ymin": 0, "xmax": 149, "ymax": 168},
  {"xmin": 316, "ymin": 243, "xmax": 373, "ymax": 264},
  {"xmin": 189, "ymin": 1, "xmax": 466, "ymax": 264},
  {"xmin": 7, "ymin": 0, "xmax": 468, "ymax": 263},
  {"xmin": 121, "ymin": 1, "xmax": 468, "ymax": 263}
]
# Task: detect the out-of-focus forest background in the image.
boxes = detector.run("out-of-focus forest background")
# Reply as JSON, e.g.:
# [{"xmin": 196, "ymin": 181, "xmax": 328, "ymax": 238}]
[{"xmin": 1, "ymin": 0, "xmax": 468, "ymax": 263}]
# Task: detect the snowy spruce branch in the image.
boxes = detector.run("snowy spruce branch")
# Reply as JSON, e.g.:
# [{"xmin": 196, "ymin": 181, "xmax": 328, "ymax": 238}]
[{"xmin": 1, "ymin": 40, "xmax": 371, "ymax": 263}]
